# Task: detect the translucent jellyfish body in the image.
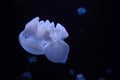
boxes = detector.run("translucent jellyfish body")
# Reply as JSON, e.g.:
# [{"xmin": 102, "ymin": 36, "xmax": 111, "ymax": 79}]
[
  {"xmin": 19, "ymin": 17, "xmax": 70, "ymax": 63},
  {"xmin": 77, "ymin": 7, "xmax": 87, "ymax": 15},
  {"xmin": 76, "ymin": 73, "xmax": 85, "ymax": 80}
]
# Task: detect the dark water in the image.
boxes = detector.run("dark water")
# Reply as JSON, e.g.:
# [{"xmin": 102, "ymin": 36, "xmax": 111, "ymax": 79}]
[{"xmin": 1, "ymin": 0, "xmax": 112, "ymax": 80}]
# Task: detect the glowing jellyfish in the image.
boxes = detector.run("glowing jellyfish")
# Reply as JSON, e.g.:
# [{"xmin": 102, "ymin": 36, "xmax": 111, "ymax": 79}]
[
  {"xmin": 76, "ymin": 73, "xmax": 85, "ymax": 80},
  {"xmin": 19, "ymin": 17, "xmax": 70, "ymax": 63},
  {"xmin": 77, "ymin": 7, "xmax": 87, "ymax": 15}
]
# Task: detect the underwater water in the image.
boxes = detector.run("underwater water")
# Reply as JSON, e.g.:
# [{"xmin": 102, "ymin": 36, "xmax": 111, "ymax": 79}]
[{"xmin": 2, "ymin": 0, "xmax": 112, "ymax": 80}]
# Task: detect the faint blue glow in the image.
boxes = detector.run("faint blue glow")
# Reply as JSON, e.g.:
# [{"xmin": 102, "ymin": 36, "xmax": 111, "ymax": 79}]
[
  {"xmin": 21, "ymin": 71, "xmax": 32, "ymax": 79},
  {"xmin": 98, "ymin": 77, "xmax": 106, "ymax": 80},
  {"xmin": 77, "ymin": 7, "xmax": 87, "ymax": 15},
  {"xmin": 105, "ymin": 68, "xmax": 112, "ymax": 74},
  {"xmin": 69, "ymin": 69, "xmax": 74, "ymax": 75},
  {"xmin": 28, "ymin": 56, "xmax": 37, "ymax": 63},
  {"xmin": 76, "ymin": 73, "xmax": 85, "ymax": 80},
  {"xmin": 18, "ymin": 17, "xmax": 70, "ymax": 64}
]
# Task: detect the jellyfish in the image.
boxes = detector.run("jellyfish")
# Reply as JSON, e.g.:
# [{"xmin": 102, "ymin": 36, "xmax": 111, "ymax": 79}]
[
  {"xmin": 13, "ymin": 71, "xmax": 32, "ymax": 80},
  {"xmin": 76, "ymin": 73, "xmax": 85, "ymax": 80},
  {"xmin": 19, "ymin": 17, "xmax": 70, "ymax": 63},
  {"xmin": 77, "ymin": 7, "xmax": 87, "ymax": 15}
]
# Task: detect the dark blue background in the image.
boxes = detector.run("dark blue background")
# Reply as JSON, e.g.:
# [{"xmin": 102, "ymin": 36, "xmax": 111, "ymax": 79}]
[{"xmin": 2, "ymin": 0, "xmax": 112, "ymax": 80}]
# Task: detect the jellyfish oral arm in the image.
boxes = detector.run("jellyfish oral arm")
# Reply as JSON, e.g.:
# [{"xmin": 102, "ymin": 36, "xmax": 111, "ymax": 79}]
[{"xmin": 50, "ymin": 23, "xmax": 69, "ymax": 41}]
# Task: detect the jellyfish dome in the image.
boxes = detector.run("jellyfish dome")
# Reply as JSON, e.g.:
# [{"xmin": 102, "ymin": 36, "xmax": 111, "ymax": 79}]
[
  {"xmin": 77, "ymin": 7, "xmax": 87, "ymax": 15},
  {"xmin": 19, "ymin": 17, "xmax": 70, "ymax": 63}
]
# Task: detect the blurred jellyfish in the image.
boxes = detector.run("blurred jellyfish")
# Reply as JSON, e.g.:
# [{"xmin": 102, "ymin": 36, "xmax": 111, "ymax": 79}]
[
  {"xmin": 77, "ymin": 7, "xmax": 87, "ymax": 15},
  {"xmin": 13, "ymin": 71, "xmax": 32, "ymax": 80},
  {"xmin": 98, "ymin": 77, "xmax": 106, "ymax": 80},
  {"xmin": 69, "ymin": 69, "xmax": 74, "ymax": 75},
  {"xmin": 19, "ymin": 17, "xmax": 70, "ymax": 63},
  {"xmin": 28, "ymin": 56, "xmax": 37, "ymax": 63},
  {"xmin": 76, "ymin": 73, "xmax": 85, "ymax": 80},
  {"xmin": 21, "ymin": 71, "xmax": 32, "ymax": 79}
]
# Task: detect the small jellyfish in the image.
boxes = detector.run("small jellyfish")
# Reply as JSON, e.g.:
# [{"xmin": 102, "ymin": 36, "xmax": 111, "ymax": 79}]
[
  {"xmin": 76, "ymin": 73, "xmax": 85, "ymax": 80},
  {"xmin": 21, "ymin": 71, "xmax": 32, "ymax": 79},
  {"xmin": 77, "ymin": 7, "xmax": 87, "ymax": 15},
  {"xmin": 28, "ymin": 56, "xmax": 37, "ymax": 63},
  {"xmin": 19, "ymin": 17, "xmax": 70, "ymax": 63},
  {"xmin": 13, "ymin": 71, "xmax": 32, "ymax": 80}
]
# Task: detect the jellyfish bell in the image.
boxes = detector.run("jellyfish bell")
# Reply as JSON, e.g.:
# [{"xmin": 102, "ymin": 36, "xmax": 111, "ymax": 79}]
[
  {"xmin": 44, "ymin": 40, "xmax": 70, "ymax": 63},
  {"xmin": 19, "ymin": 31, "xmax": 45, "ymax": 55},
  {"xmin": 77, "ymin": 7, "xmax": 87, "ymax": 15},
  {"xmin": 18, "ymin": 17, "xmax": 49, "ymax": 55}
]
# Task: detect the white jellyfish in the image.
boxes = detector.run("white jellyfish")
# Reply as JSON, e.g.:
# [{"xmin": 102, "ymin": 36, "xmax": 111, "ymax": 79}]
[{"xmin": 19, "ymin": 17, "xmax": 70, "ymax": 63}]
